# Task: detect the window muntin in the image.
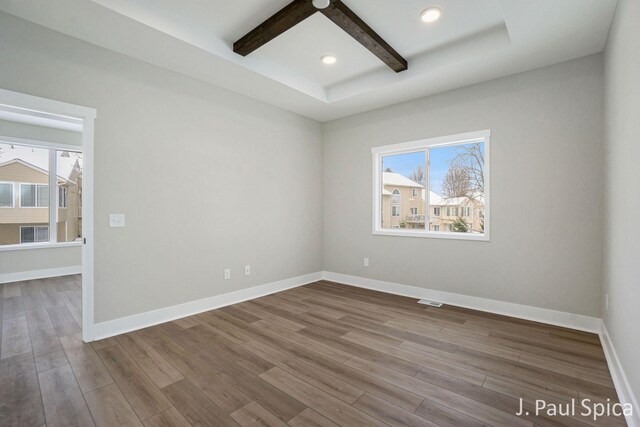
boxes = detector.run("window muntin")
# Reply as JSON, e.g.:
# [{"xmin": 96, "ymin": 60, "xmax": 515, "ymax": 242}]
[
  {"xmin": 372, "ymin": 130, "xmax": 490, "ymax": 240},
  {"xmin": 0, "ymin": 183, "xmax": 13, "ymax": 207}
]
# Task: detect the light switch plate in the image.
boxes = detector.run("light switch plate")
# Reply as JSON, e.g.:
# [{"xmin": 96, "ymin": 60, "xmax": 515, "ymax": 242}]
[{"xmin": 109, "ymin": 214, "xmax": 125, "ymax": 228}]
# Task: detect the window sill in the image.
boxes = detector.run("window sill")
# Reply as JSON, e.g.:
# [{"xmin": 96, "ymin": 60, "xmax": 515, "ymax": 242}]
[
  {"xmin": 373, "ymin": 229, "xmax": 490, "ymax": 241},
  {"xmin": 0, "ymin": 241, "xmax": 82, "ymax": 252}
]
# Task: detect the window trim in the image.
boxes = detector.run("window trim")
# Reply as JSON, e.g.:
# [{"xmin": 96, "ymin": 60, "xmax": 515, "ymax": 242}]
[
  {"xmin": 371, "ymin": 129, "xmax": 490, "ymax": 241},
  {"xmin": 0, "ymin": 182, "xmax": 14, "ymax": 208}
]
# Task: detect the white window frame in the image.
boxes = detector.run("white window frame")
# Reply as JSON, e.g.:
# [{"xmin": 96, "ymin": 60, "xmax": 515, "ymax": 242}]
[
  {"xmin": 0, "ymin": 182, "xmax": 14, "ymax": 208},
  {"xmin": 433, "ymin": 206, "xmax": 440, "ymax": 216},
  {"xmin": 391, "ymin": 205, "xmax": 400, "ymax": 217},
  {"xmin": 372, "ymin": 130, "xmax": 490, "ymax": 241},
  {"xmin": 0, "ymin": 137, "xmax": 83, "ymax": 249},
  {"xmin": 409, "ymin": 207, "xmax": 418, "ymax": 215}
]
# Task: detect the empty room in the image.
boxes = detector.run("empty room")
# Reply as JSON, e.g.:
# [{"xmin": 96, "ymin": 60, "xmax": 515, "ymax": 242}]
[{"xmin": 0, "ymin": 0, "xmax": 638, "ymax": 426}]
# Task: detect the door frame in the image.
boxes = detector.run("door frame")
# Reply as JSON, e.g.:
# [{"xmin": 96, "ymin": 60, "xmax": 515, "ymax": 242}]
[{"xmin": 0, "ymin": 87, "xmax": 97, "ymax": 341}]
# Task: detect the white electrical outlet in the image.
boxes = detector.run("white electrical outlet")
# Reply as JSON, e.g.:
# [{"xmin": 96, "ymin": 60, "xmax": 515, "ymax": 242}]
[
  {"xmin": 605, "ymin": 294, "xmax": 609, "ymax": 312},
  {"xmin": 109, "ymin": 214, "xmax": 125, "ymax": 228},
  {"xmin": 363, "ymin": 258, "xmax": 369, "ymax": 267},
  {"xmin": 244, "ymin": 265, "xmax": 251, "ymax": 276},
  {"xmin": 223, "ymin": 268, "xmax": 231, "ymax": 280}
]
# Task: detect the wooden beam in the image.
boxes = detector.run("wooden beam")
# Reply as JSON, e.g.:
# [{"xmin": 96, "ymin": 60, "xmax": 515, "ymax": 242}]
[
  {"xmin": 320, "ymin": 1, "xmax": 407, "ymax": 72},
  {"xmin": 233, "ymin": 0, "xmax": 318, "ymax": 56}
]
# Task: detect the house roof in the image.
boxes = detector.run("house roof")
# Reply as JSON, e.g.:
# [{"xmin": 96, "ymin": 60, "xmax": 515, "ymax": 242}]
[
  {"xmin": 381, "ymin": 172, "xmax": 484, "ymax": 206},
  {"xmin": 382, "ymin": 172, "xmax": 423, "ymax": 188},
  {"xmin": 0, "ymin": 144, "xmax": 81, "ymax": 182}
]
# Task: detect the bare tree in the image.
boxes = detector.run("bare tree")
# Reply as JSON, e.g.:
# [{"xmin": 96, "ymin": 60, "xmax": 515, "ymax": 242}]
[
  {"xmin": 442, "ymin": 143, "xmax": 484, "ymax": 200},
  {"xmin": 442, "ymin": 165, "xmax": 470, "ymax": 198},
  {"xmin": 409, "ymin": 165, "xmax": 425, "ymax": 186}
]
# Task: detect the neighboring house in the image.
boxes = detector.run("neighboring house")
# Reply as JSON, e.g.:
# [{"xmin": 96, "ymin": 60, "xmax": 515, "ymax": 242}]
[
  {"xmin": 0, "ymin": 152, "xmax": 82, "ymax": 245},
  {"xmin": 382, "ymin": 172, "xmax": 484, "ymax": 232}
]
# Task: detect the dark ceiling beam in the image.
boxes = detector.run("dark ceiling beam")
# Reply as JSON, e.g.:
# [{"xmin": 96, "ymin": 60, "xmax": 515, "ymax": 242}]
[
  {"xmin": 233, "ymin": 0, "xmax": 318, "ymax": 56},
  {"xmin": 320, "ymin": 1, "xmax": 407, "ymax": 73}
]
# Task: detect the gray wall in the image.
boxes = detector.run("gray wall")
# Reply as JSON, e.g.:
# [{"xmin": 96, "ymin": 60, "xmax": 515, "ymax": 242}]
[
  {"xmin": 323, "ymin": 54, "xmax": 605, "ymax": 317},
  {"xmin": 603, "ymin": 0, "xmax": 640, "ymax": 402},
  {"xmin": 0, "ymin": 119, "xmax": 83, "ymax": 276},
  {"xmin": 0, "ymin": 13, "xmax": 323, "ymax": 322},
  {"xmin": 0, "ymin": 119, "xmax": 82, "ymax": 146}
]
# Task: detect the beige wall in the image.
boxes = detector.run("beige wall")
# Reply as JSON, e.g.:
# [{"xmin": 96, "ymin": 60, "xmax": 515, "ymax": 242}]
[
  {"xmin": 383, "ymin": 185, "xmax": 423, "ymax": 229},
  {"xmin": 0, "ymin": 162, "xmax": 49, "ymax": 224},
  {"xmin": 0, "ymin": 12, "xmax": 323, "ymax": 322},
  {"xmin": 0, "ymin": 160, "xmax": 81, "ymax": 245},
  {"xmin": 603, "ymin": 0, "xmax": 640, "ymax": 405},
  {"xmin": 323, "ymin": 54, "xmax": 604, "ymax": 317}
]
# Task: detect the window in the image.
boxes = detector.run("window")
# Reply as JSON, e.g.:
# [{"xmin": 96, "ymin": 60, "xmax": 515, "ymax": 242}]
[
  {"xmin": 0, "ymin": 142, "xmax": 83, "ymax": 246},
  {"xmin": 372, "ymin": 130, "xmax": 490, "ymax": 240},
  {"xmin": 20, "ymin": 184, "xmax": 49, "ymax": 207},
  {"xmin": 20, "ymin": 226, "xmax": 49, "ymax": 243},
  {"xmin": 59, "ymin": 187, "xmax": 67, "ymax": 208},
  {"xmin": 0, "ymin": 183, "xmax": 13, "ymax": 207},
  {"xmin": 391, "ymin": 189, "xmax": 400, "ymax": 204}
]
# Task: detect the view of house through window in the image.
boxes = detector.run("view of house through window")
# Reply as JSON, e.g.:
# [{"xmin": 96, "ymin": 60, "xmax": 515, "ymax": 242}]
[
  {"xmin": 0, "ymin": 142, "xmax": 82, "ymax": 245},
  {"xmin": 375, "ymin": 131, "xmax": 488, "ymax": 239},
  {"xmin": 56, "ymin": 150, "xmax": 83, "ymax": 243}
]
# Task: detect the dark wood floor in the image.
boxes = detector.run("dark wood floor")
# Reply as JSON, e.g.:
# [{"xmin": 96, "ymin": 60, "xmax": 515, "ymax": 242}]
[{"xmin": 0, "ymin": 276, "xmax": 626, "ymax": 426}]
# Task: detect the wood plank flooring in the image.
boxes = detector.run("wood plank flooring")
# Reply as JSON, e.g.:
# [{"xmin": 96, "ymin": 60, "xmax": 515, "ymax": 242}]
[{"xmin": 0, "ymin": 275, "xmax": 627, "ymax": 426}]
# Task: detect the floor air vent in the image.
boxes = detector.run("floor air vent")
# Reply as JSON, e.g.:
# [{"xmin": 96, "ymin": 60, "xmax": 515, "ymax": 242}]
[{"xmin": 418, "ymin": 299, "xmax": 443, "ymax": 307}]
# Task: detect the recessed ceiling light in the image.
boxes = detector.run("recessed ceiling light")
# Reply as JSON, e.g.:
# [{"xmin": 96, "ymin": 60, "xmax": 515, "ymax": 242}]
[
  {"xmin": 421, "ymin": 7, "xmax": 441, "ymax": 23},
  {"xmin": 321, "ymin": 55, "xmax": 337, "ymax": 65},
  {"xmin": 312, "ymin": 0, "xmax": 330, "ymax": 9}
]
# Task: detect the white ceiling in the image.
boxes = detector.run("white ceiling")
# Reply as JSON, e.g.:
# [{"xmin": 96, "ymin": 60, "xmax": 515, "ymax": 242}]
[{"xmin": 0, "ymin": 0, "xmax": 618, "ymax": 122}]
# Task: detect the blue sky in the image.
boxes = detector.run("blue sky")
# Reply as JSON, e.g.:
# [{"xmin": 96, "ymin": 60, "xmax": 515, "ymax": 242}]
[{"xmin": 382, "ymin": 143, "xmax": 484, "ymax": 195}]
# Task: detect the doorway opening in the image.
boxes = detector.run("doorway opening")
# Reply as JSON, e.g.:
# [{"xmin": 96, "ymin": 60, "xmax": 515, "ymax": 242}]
[{"xmin": 0, "ymin": 88, "xmax": 96, "ymax": 341}]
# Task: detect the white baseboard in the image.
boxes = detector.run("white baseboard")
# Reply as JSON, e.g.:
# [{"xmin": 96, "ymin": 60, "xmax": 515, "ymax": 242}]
[
  {"xmin": 321, "ymin": 271, "xmax": 602, "ymax": 333},
  {"xmin": 600, "ymin": 324, "xmax": 640, "ymax": 427},
  {"xmin": 91, "ymin": 271, "xmax": 323, "ymax": 341},
  {"xmin": 0, "ymin": 265, "xmax": 82, "ymax": 285}
]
